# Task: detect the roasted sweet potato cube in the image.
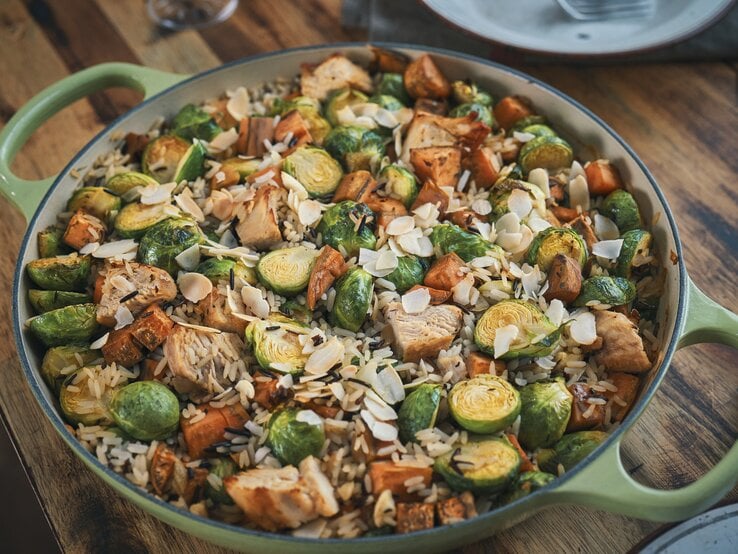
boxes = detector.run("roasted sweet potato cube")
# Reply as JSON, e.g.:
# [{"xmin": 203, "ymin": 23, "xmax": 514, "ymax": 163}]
[
  {"xmin": 210, "ymin": 164, "xmax": 240, "ymax": 191},
  {"xmin": 234, "ymin": 185, "xmax": 282, "ymax": 250},
  {"xmin": 506, "ymin": 433, "xmax": 535, "ymax": 472},
  {"xmin": 366, "ymin": 196, "xmax": 407, "ymax": 229},
  {"xmin": 406, "ymin": 285, "xmax": 452, "ymax": 305},
  {"xmin": 370, "ymin": 46, "xmax": 410, "ymax": 73},
  {"xmin": 93, "ymin": 273, "xmax": 104, "ymax": 304},
  {"xmin": 411, "ymin": 180, "xmax": 449, "ymax": 214},
  {"xmin": 414, "ymin": 98, "xmax": 448, "ymax": 116},
  {"xmin": 208, "ymin": 97, "xmax": 238, "ymax": 129},
  {"xmin": 368, "ymin": 462, "xmax": 432, "ymax": 501},
  {"xmin": 128, "ymin": 303, "xmax": 174, "ymax": 351},
  {"xmin": 124, "ymin": 132, "xmax": 150, "ymax": 158},
  {"xmin": 306, "ymin": 245, "xmax": 348, "ymax": 310},
  {"xmin": 585, "ymin": 159, "xmax": 623, "ymax": 196},
  {"xmin": 253, "ymin": 378, "xmax": 293, "ymax": 410},
  {"xmin": 274, "ymin": 109, "xmax": 312, "ymax": 150},
  {"xmin": 245, "ymin": 166, "xmax": 282, "ymax": 187},
  {"xmin": 332, "ymin": 170, "xmax": 377, "ymax": 203},
  {"xmin": 469, "ymin": 146, "xmax": 500, "ymax": 189},
  {"xmin": 567, "ymin": 383, "xmax": 606, "ymax": 432},
  {"xmin": 410, "ymin": 147, "xmax": 462, "ymax": 188},
  {"xmin": 550, "ymin": 205, "xmax": 580, "ymax": 223},
  {"xmin": 466, "ymin": 351, "xmax": 506, "ymax": 378},
  {"xmin": 493, "ymin": 96, "xmax": 534, "ymax": 130},
  {"xmin": 63, "ymin": 210, "xmax": 106, "ymax": 251},
  {"xmin": 180, "ymin": 403, "xmax": 250, "ymax": 459},
  {"xmin": 297, "ymin": 400, "xmax": 340, "ymax": 419},
  {"xmin": 395, "ymin": 502, "xmax": 435, "ymax": 534},
  {"xmin": 102, "ymin": 327, "xmax": 145, "ymax": 368},
  {"xmin": 423, "ymin": 252, "xmax": 465, "ymax": 291},
  {"xmin": 543, "ymin": 254, "xmax": 583, "ymax": 304},
  {"xmin": 404, "ymin": 54, "xmax": 451, "ymax": 100},
  {"xmin": 446, "ymin": 208, "xmax": 483, "ymax": 231},
  {"xmin": 605, "ymin": 372, "xmax": 640, "ymax": 422},
  {"xmin": 236, "ymin": 117, "xmax": 275, "ymax": 157}
]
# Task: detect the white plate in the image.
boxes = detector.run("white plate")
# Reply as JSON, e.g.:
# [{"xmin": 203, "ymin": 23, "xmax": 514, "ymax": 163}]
[{"xmin": 421, "ymin": 0, "xmax": 735, "ymax": 56}]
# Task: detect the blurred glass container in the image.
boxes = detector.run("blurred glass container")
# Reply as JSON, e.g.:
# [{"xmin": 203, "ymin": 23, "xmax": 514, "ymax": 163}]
[{"xmin": 147, "ymin": 0, "xmax": 239, "ymax": 30}]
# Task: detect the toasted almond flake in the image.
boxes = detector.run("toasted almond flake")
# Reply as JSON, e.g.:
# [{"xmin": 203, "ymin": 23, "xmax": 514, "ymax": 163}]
[
  {"xmin": 305, "ymin": 338, "xmax": 345, "ymax": 375},
  {"xmin": 507, "ymin": 189, "xmax": 533, "ymax": 219},
  {"xmin": 569, "ymin": 175, "xmax": 590, "ymax": 210},
  {"xmin": 90, "ymin": 333, "xmax": 109, "ymax": 349},
  {"xmin": 569, "ymin": 311, "xmax": 597, "ymax": 345},
  {"xmin": 140, "ymin": 182, "xmax": 176, "ymax": 205},
  {"xmin": 495, "ymin": 212, "xmax": 521, "ymax": 235},
  {"xmin": 375, "ymin": 249, "xmax": 398, "ymax": 271},
  {"xmin": 364, "ymin": 392, "xmax": 397, "ymax": 421},
  {"xmin": 174, "ymin": 189, "xmax": 205, "ymax": 222},
  {"xmin": 374, "ymin": 108, "xmax": 398, "ymax": 128},
  {"xmin": 174, "ymin": 243, "xmax": 201, "ymax": 271},
  {"xmin": 471, "ymin": 199, "xmax": 492, "ymax": 215},
  {"xmin": 401, "ymin": 287, "xmax": 430, "ymax": 314},
  {"xmin": 295, "ymin": 409, "xmax": 323, "ymax": 427},
  {"xmin": 494, "ymin": 324, "xmax": 519, "ymax": 358},
  {"xmin": 511, "ymin": 225, "xmax": 535, "ymax": 254},
  {"xmin": 527, "ymin": 213, "xmax": 552, "ymax": 233},
  {"xmin": 594, "ymin": 213, "xmax": 620, "ymax": 241},
  {"xmin": 241, "ymin": 286, "xmax": 270, "ymax": 318},
  {"xmin": 281, "ymin": 171, "xmax": 309, "ymax": 200},
  {"xmin": 177, "ymin": 272, "xmax": 213, "ymax": 303},
  {"xmin": 92, "ymin": 239, "xmax": 138, "ymax": 259},
  {"xmin": 208, "ymin": 128, "xmax": 239, "ymax": 152},
  {"xmin": 114, "ymin": 305, "xmax": 134, "ymax": 330},
  {"xmin": 226, "ymin": 87, "xmax": 250, "ymax": 121},
  {"xmin": 235, "ymin": 379, "xmax": 255, "ymax": 400},
  {"xmin": 496, "ymin": 230, "xmax": 523, "ymax": 251},
  {"xmin": 385, "ymin": 216, "xmax": 414, "ymax": 236},
  {"xmin": 372, "ymin": 420, "xmax": 398, "ymax": 442},
  {"xmin": 570, "ymin": 160, "xmax": 586, "ymax": 181},
  {"xmin": 520, "ymin": 265, "xmax": 543, "ymax": 297},
  {"xmin": 354, "ymin": 115, "xmax": 377, "ymax": 129},
  {"xmin": 292, "ymin": 519, "xmax": 328, "ymax": 539},
  {"xmin": 592, "ymin": 239, "xmax": 624, "ymax": 260},
  {"xmin": 329, "ymin": 382, "xmax": 345, "ymax": 401},
  {"xmin": 452, "ymin": 274, "xmax": 475, "ymax": 305},
  {"xmin": 79, "ymin": 242, "xmax": 99, "ymax": 255},
  {"xmin": 528, "ymin": 168, "xmax": 550, "ymax": 197},
  {"xmin": 545, "ymin": 299, "xmax": 567, "ymax": 327},
  {"xmin": 298, "ymin": 199, "xmax": 323, "ymax": 226},
  {"xmin": 336, "ymin": 105, "xmax": 356, "ymax": 125},
  {"xmin": 412, "ymin": 202, "xmax": 434, "ymax": 220},
  {"xmin": 513, "ymin": 131, "xmax": 535, "ymax": 142}
]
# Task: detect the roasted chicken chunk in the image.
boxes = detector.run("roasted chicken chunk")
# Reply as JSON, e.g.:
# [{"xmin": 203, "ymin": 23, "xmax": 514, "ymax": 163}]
[{"xmin": 383, "ymin": 302, "xmax": 463, "ymax": 362}]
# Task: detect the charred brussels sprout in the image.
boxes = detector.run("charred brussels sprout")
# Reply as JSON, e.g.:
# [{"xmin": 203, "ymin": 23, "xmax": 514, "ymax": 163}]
[
  {"xmin": 41, "ymin": 345, "xmax": 100, "ymax": 394},
  {"xmin": 67, "ymin": 187, "xmax": 121, "ymax": 221},
  {"xmin": 245, "ymin": 318, "xmax": 309, "ymax": 375},
  {"xmin": 106, "ymin": 171, "xmax": 159, "ymax": 196},
  {"xmin": 600, "ymin": 189, "xmax": 641, "ymax": 232},
  {"xmin": 28, "ymin": 290, "xmax": 92, "ymax": 313},
  {"xmin": 376, "ymin": 73, "xmax": 411, "ymax": 105},
  {"xmin": 330, "ymin": 267, "xmax": 374, "ymax": 332},
  {"xmin": 451, "ymin": 80, "xmax": 493, "ymax": 106},
  {"xmin": 171, "ymin": 103, "xmax": 222, "ymax": 142},
  {"xmin": 324, "ymin": 88, "xmax": 369, "ymax": 126},
  {"xmin": 449, "ymin": 102, "xmax": 494, "ymax": 127},
  {"xmin": 109, "ymin": 381, "xmax": 180, "ymax": 441},
  {"xmin": 368, "ymin": 94, "xmax": 404, "ymax": 112},
  {"xmin": 256, "ymin": 246, "xmax": 319, "ymax": 296},
  {"xmin": 518, "ymin": 378, "xmax": 573, "ymax": 450},
  {"xmin": 615, "ymin": 229, "xmax": 652, "ymax": 278},
  {"xmin": 271, "ymin": 96, "xmax": 332, "ymax": 145},
  {"xmin": 474, "ymin": 299, "xmax": 560, "ymax": 359},
  {"xmin": 488, "ymin": 179, "xmax": 546, "ymax": 221},
  {"xmin": 448, "ymin": 374, "xmax": 521, "ymax": 434},
  {"xmin": 384, "ymin": 256, "xmax": 428, "ymax": 293},
  {"xmin": 500, "ymin": 471, "xmax": 556, "ymax": 505},
  {"xmin": 324, "ymin": 125, "xmax": 386, "ymax": 172},
  {"xmin": 142, "ymin": 135, "xmax": 206, "ymax": 183},
  {"xmin": 537, "ymin": 430, "xmax": 608, "ymax": 473},
  {"xmin": 574, "ymin": 275, "xmax": 636, "ymax": 307},
  {"xmin": 398, "ymin": 383, "xmax": 442, "ymax": 443},
  {"xmin": 282, "ymin": 145, "xmax": 344, "ymax": 198},
  {"xmin": 138, "ymin": 217, "xmax": 205, "ymax": 275},
  {"xmin": 518, "ymin": 135, "xmax": 573, "ymax": 175},
  {"xmin": 29, "ymin": 303, "xmax": 99, "ymax": 347},
  {"xmin": 206, "ymin": 458, "xmax": 238, "ymax": 505},
  {"xmin": 527, "ymin": 227, "xmax": 587, "ymax": 271},
  {"xmin": 317, "ymin": 201, "xmax": 377, "ymax": 257},
  {"xmin": 60, "ymin": 368, "xmax": 114, "ymax": 426},
  {"xmin": 430, "ymin": 223, "xmax": 500, "ymax": 262},
  {"xmin": 114, "ymin": 202, "xmax": 170, "ymax": 239},
  {"xmin": 379, "ymin": 164, "xmax": 419, "ymax": 208},
  {"xmin": 26, "ymin": 255, "xmax": 91, "ymax": 292},
  {"xmin": 267, "ymin": 407, "xmax": 325, "ymax": 466},
  {"xmin": 37, "ymin": 226, "xmax": 70, "ymax": 258},
  {"xmin": 195, "ymin": 257, "xmax": 256, "ymax": 286},
  {"xmin": 434, "ymin": 438, "xmax": 520, "ymax": 494}
]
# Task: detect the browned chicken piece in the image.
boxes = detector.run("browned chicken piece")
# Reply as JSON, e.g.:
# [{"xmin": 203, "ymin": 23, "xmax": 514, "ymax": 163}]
[
  {"xmin": 403, "ymin": 54, "xmax": 451, "ymax": 100},
  {"xmin": 101, "ymin": 327, "xmax": 145, "ymax": 368},
  {"xmin": 197, "ymin": 287, "xmax": 249, "ymax": 335},
  {"xmin": 296, "ymin": 400, "xmax": 340, "ymax": 419},
  {"xmin": 306, "ymin": 245, "xmax": 347, "ymax": 310},
  {"xmin": 149, "ymin": 444, "xmax": 209, "ymax": 503},
  {"xmin": 368, "ymin": 462, "xmax": 433, "ymax": 501},
  {"xmin": 253, "ymin": 378, "xmax": 293, "ymax": 410},
  {"xmin": 468, "ymin": 146, "xmax": 501, "ymax": 189},
  {"xmin": 233, "ymin": 185, "xmax": 283, "ymax": 250},
  {"xmin": 366, "ymin": 196, "xmax": 408, "ymax": 229},
  {"xmin": 406, "ymin": 284, "xmax": 452, "ymax": 305},
  {"xmin": 207, "ymin": 97, "xmax": 238, "ymax": 129},
  {"xmin": 569, "ymin": 215, "xmax": 598, "ymax": 252},
  {"xmin": 96, "ymin": 261, "xmax": 177, "ymax": 327},
  {"xmin": 150, "ymin": 444, "xmax": 178, "ymax": 496},
  {"xmin": 128, "ymin": 303, "xmax": 174, "ymax": 351},
  {"xmin": 210, "ymin": 164, "xmax": 240, "ymax": 191},
  {"xmin": 401, "ymin": 112, "xmax": 490, "ymax": 164},
  {"xmin": 566, "ymin": 383, "xmax": 606, "ymax": 432},
  {"xmin": 124, "ymin": 132, "xmax": 150, "ymax": 158},
  {"xmin": 180, "ymin": 467, "xmax": 209, "ymax": 505},
  {"xmin": 300, "ymin": 54, "xmax": 373, "ymax": 100},
  {"xmin": 141, "ymin": 358, "xmax": 166, "ymax": 382},
  {"xmin": 370, "ymin": 46, "xmax": 410, "ymax": 73},
  {"xmin": 224, "ymin": 456, "xmax": 339, "ymax": 531},
  {"xmin": 180, "ymin": 403, "xmax": 250, "ymax": 459},
  {"xmin": 446, "ymin": 208, "xmax": 484, "ymax": 231},
  {"xmin": 236, "ymin": 116, "xmax": 275, "ymax": 157},
  {"xmin": 383, "ymin": 302, "xmax": 463, "ymax": 362},
  {"xmin": 163, "ymin": 325, "xmax": 246, "ymax": 394},
  {"xmin": 605, "ymin": 372, "xmax": 640, "ymax": 422},
  {"xmin": 423, "ymin": 252, "xmax": 465, "ymax": 291},
  {"xmin": 550, "ymin": 205, "xmax": 580, "ymax": 223},
  {"xmin": 435, "ymin": 492, "xmax": 477, "ymax": 525},
  {"xmin": 414, "ymin": 98, "xmax": 449, "ymax": 116},
  {"xmin": 353, "ymin": 427, "xmax": 395, "ymax": 463},
  {"xmin": 332, "ymin": 170, "xmax": 377, "ymax": 203},
  {"xmin": 594, "ymin": 311, "xmax": 652, "ymax": 373},
  {"xmin": 395, "ymin": 502, "xmax": 435, "ymax": 534},
  {"xmin": 493, "ymin": 95, "xmax": 535, "ymax": 130},
  {"xmin": 466, "ymin": 351, "xmax": 506, "ymax": 378},
  {"xmin": 274, "ymin": 109, "xmax": 312, "ymax": 150},
  {"xmin": 63, "ymin": 210, "xmax": 106, "ymax": 251},
  {"xmin": 410, "ymin": 146, "xmax": 462, "ymax": 188},
  {"xmin": 585, "ymin": 159, "xmax": 623, "ymax": 196},
  {"xmin": 543, "ymin": 254, "xmax": 583, "ymax": 304},
  {"xmin": 411, "ymin": 180, "xmax": 450, "ymax": 215}
]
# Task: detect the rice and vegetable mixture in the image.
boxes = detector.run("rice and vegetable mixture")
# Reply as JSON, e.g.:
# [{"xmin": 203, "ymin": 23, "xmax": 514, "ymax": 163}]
[{"xmin": 25, "ymin": 48, "xmax": 663, "ymax": 537}]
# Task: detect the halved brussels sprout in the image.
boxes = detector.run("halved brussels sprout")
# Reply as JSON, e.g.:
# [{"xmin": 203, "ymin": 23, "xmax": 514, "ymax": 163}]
[
  {"xmin": 518, "ymin": 135, "xmax": 573, "ymax": 175},
  {"xmin": 205, "ymin": 457, "xmax": 238, "ymax": 505},
  {"xmin": 449, "ymin": 102, "xmax": 494, "ymax": 127},
  {"xmin": 330, "ymin": 267, "xmax": 374, "ymax": 332},
  {"xmin": 384, "ymin": 256, "xmax": 428, "ymax": 293},
  {"xmin": 488, "ymin": 179, "xmax": 546, "ymax": 221},
  {"xmin": 271, "ymin": 96, "xmax": 332, "ymax": 145},
  {"xmin": 279, "ymin": 299, "xmax": 312, "ymax": 325},
  {"xmin": 430, "ymin": 223, "xmax": 501, "ymax": 262},
  {"xmin": 142, "ymin": 135, "xmax": 206, "ymax": 183},
  {"xmin": 271, "ymin": 95, "xmax": 321, "ymax": 116},
  {"xmin": 171, "ymin": 103, "xmax": 222, "ymax": 142},
  {"xmin": 114, "ymin": 202, "xmax": 170, "ymax": 239},
  {"xmin": 518, "ymin": 377, "xmax": 573, "ymax": 450},
  {"xmin": 324, "ymin": 125, "xmax": 386, "ymax": 172},
  {"xmin": 317, "ymin": 200, "xmax": 377, "ymax": 257},
  {"xmin": 526, "ymin": 227, "xmax": 587, "ymax": 271},
  {"xmin": 60, "ymin": 367, "xmax": 114, "ymax": 426},
  {"xmin": 267, "ymin": 407, "xmax": 325, "ymax": 467},
  {"xmin": 448, "ymin": 374, "xmax": 521, "ymax": 434},
  {"xmin": 109, "ymin": 381, "xmax": 180, "ymax": 441},
  {"xmin": 474, "ymin": 299, "xmax": 561, "ymax": 359},
  {"xmin": 37, "ymin": 226, "xmax": 70, "ymax": 258},
  {"xmin": 368, "ymin": 94, "xmax": 404, "ymax": 112},
  {"xmin": 257, "ymin": 246, "xmax": 319, "ymax": 296},
  {"xmin": 245, "ymin": 318, "xmax": 309, "ymax": 375},
  {"xmin": 376, "ymin": 73, "xmax": 411, "ymax": 105},
  {"xmin": 28, "ymin": 290, "xmax": 92, "ymax": 314},
  {"xmin": 41, "ymin": 345, "xmax": 100, "ymax": 394},
  {"xmin": 519, "ymin": 124, "xmax": 556, "ymax": 138},
  {"xmin": 615, "ymin": 229, "xmax": 652, "ymax": 278},
  {"xmin": 537, "ymin": 430, "xmax": 608, "ymax": 473},
  {"xmin": 106, "ymin": 171, "xmax": 159, "ymax": 196},
  {"xmin": 379, "ymin": 164, "xmax": 419, "ymax": 209},
  {"xmin": 398, "ymin": 383, "xmax": 442, "ymax": 443},
  {"xmin": 434, "ymin": 437, "xmax": 520, "ymax": 493},
  {"xmin": 600, "ymin": 190, "xmax": 641, "ymax": 232},
  {"xmin": 324, "ymin": 88, "xmax": 369, "ymax": 126},
  {"xmin": 67, "ymin": 187, "xmax": 121, "ymax": 221},
  {"xmin": 510, "ymin": 115, "xmax": 547, "ymax": 133},
  {"xmin": 574, "ymin": 275, "xmax": 636, "ymax": 307},
  {"xmin": 499, "ymin": 471, "xmax": 556, "ymax": 505},
  {"xmin": 451, "ymin": 80, "xmax": 493, "ymax": 106},
  {"xmin": 28, "ymin": 303, "xmax": 99, "ymax": 347},
  {"xmin": 282, "ymin": 145, "xmax": 344, "ymax": 198},
  {"xmin": 221, "ymin": 157, "xmax": 261, "ymax": 179},
  {"xmin": 195, "ymin": 257, "xmax": 257, "ymax": 286},
  {"xmin": 138, "ymin": 217, "xmax": 205, "ymax": 275},
  {"xmin": 26, "ymin": 255, "xmax": 91, "ymax": 292},
  {"xmin": 174, "ymin": 141, "xmax": 208, "ymax": 182}
]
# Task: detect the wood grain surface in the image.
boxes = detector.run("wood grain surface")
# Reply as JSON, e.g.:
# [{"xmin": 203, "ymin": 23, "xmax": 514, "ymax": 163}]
[{"xmin": 0, "ymin": 1, "xmax": 736, "ymax": 552}]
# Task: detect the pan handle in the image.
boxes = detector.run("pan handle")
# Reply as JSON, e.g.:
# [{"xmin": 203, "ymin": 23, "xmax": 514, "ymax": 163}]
[
  {"xmin": 0, "ymin": 63, "xmax": 188, "ymax": 221},
  {"xmin": 550, "ymin": 277, "xmax": 738, "ymax": 521}
]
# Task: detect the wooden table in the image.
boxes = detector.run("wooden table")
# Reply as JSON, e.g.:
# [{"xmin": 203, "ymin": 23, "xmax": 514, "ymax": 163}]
[{"xmin": 0, "ymin": 1, "xmax": 736, "ymax": 552}]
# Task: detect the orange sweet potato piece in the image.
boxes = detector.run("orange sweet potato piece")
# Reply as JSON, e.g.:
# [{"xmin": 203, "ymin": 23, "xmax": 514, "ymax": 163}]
[
  {"xmin": 180, "ymin": 403, "xmax": 250, "ymax": 459},
  {"xmin": 404, "ymin": 54, "xmax": 451, "ymax": 100},
  {"xmin": 366, "ymin": 196, "xmax": 407, "ymax": 229},
  {"xmin": 395, "ymin": 502, "xmax": 435, "ymax": 534},
  {"xmin": 493, "ymin": 96, "xmax": 534, "ymax": 130},
  {"xmin": 507, "ymin": 433, "xmax": 536, "ymax": 473},
  {"xmin": 446, "ymin": 208, "xmax": 483, "ymax": 231},
  {"xmin": 605, "ymin": 372, "xmax": 640, "ymax": 423},
  {"xmin": 410, "ymin": 180, "xmax": 449, "ymax": 214},
  {"xmin": 297, "ymin": 400, "xmax": 340, "ymax": 419},
  {"xmin": 332, "ymin": 170, "xmax": 377, "ymax": 203},
  {"xmin": 585, "ymin": 159, "xmax": 623, "ymax": 196},
  {"xmin": 63, "ymin": 210, "xmax": 106, "ymax": 251},
  {"xmin": 245, "ymin": 166, "xmax": 283, "ymax": 187},
  {"xmin": 423, "ymin": 252, "xmax": 465, "ymax": 291},
  {"xmin": 306, "ymin": 246, "xmax": 348, "ymax": 310},
  {"xmin": 466, "ymin": 351, "xmax": 506, "ymax": 378},
  {"xmin": 406, "ymin": 285, "xmax": 452, "ymax": 305},
  {"xmin": 210, "ymin": 164, "xmax": 240, "ymax": 191},
  {"xmin": 370, "ymin": 46, "xmax": 410, "ymax": 73},
  {"xmin": 469, "ymin": 146, "xmax": 501, "ymax": 189},
  {"xmin": 124, "ymin": 132, "xmax": 150, "ymax": 158},
  {"xmin": 368, "ymin": 462, "xmax": 433, "ymax": 501},
  {"xmin": 410, "ymin": 146, "xmax": 462, "ymax": 188},
  {"xmin": 128, "ymin": 303, "xmax": 174, "ymax": 351},
  {"xmin": 550, "ymin": 205, "xmax": 580, "ymax": 223},
  {"xmin": 236, "ymin": 117, "xmax": 275, "ymax": 157},
  {"xmin": 253, "ymin": 378, "xmax": 292, "ymax": 410},
  {"xmin": 274, "ymin": 109, "xmax": 312, "ymax": 149},
  {"xmin": 567, "ymin": 383, "xmax": 606, "ymax": 432},
  {"xmin": 543, "ymin": 254, "xmax": 583, "ymax": 304},
  {"xmin": 102, "ymin": 327, "xmax": 145, "ymax": 368},
  {"xmin": 93, "ymin": 273, "xmax": 104, "ymax": 304}
]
